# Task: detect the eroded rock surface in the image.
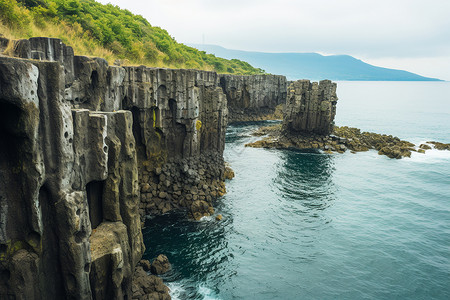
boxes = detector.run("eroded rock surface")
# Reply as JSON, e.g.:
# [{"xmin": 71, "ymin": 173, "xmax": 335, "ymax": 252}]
[
  {"xmin": 0, "ymin": 37, "xmax": 228, "ymax": 299},
  {"xmin": 132, "ymin": 265, "xmax": 171, "ymax": 300},
  {"xmin": 116, "ymin": 67, "xmax": 229, "ymax": 218},
  {"xmin": 220, "ymin": 74, "xmax": 287, "ymax": 122},
  {"xmin": 283, "ymin": 80, "xmax": 337, "ymax": 135},
  {"xmin": 150, "ymin": 254, "xmax": 171, "ymax": 275}
]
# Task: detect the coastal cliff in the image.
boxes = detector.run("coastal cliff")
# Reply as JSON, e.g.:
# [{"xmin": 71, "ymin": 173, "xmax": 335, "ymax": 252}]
[
  {"xmin": 0, "ymin": 45, "xmax": 147, "ymax": 298},
  {"xmin": 0, "ymin": 37, "xmax": 292, "ymax": 299},
  {"xmin": 0, "ymin": 37, "xmax": 225, "ymax": 299},
  {"xmin": 3, "ymin": 36, "xmax": 444, "ymax": 300}
]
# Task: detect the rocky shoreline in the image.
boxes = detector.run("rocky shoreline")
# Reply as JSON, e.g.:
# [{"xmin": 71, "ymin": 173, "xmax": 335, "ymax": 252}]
[
  {"xmin": 246, "ymin": 124, "xmax": 450, "ymax": 158},
  {"xmin": 244, "ymin": 78, "xmax": 450, "ymax": 159}
]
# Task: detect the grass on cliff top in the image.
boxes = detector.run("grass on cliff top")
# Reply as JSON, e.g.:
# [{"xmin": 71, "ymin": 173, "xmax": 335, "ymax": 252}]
[{"xmin": 0, "ymin": 0, "xmax": 266, "ymax": 75}]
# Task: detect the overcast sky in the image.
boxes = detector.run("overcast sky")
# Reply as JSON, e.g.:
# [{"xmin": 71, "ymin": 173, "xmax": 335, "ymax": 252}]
[{"xmin": 98, "ymin": 0, "xmax": 450, "ymax": 80}]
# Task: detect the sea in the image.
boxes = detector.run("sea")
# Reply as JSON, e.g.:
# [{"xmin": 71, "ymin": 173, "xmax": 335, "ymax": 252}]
[{"xmin": 142, "ymin": 81, "xmax": 450, "ymax": 300}]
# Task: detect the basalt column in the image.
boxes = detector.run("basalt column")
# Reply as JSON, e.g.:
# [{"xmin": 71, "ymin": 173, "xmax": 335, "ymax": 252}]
[
  {"xmin": 121, "ymin": 67, "xmax": 228, "ymax": 220},
  {"xmin": 282, "ymin": 79, "xmax": 338, "ymax": 135},
  {"xmin": 0, "ymin": 38, "xmax": 144, "ymax": 300},
  {"xmin": 220, "ymin": 74, "xmax": 287, "ymax": 122}
]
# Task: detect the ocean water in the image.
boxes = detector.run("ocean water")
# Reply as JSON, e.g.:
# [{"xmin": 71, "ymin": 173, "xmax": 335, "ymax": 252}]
[{"xmin": 142, "ymin": 81, "xmax": 450, "ymax": 300}]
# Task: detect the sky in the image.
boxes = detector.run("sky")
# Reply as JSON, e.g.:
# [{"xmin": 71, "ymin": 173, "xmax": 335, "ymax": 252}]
[{"xmin": 98, "ymin": 0, "xmax": 450, "ymax": 80}]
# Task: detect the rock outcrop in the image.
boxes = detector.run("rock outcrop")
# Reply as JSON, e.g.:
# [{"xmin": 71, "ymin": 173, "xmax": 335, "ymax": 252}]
[
  {"xmin": 245, "ymin": 79, "xmax": 449, "ymax": 159},
  {"xmin": 122, "ymin": 67, "xmax": 228, "ymax": 218},
  {"xmin": 0, "ymin": 51, "xmax": 144, "ymax": 299},
  {"xmin": 282, "ymin": 79, "xmax": 337, "ymax": 135},
  {"xmin": 219, "ymin": 74, "xmax": 287, "ymax": 122},
  {"xmin": 246, "ymin": 124, "xmax": 419, "ymax": 159},
  {"xmin": 0, "ymin": 37, "xmax": 229, "ymax": 299},
  {"xmin": 132, "ymin": 265, "xmax": 170, "ymax": 300},
  {"xmin": 150, "ymin": 254, "xmax": 171, "ymax": 275}
]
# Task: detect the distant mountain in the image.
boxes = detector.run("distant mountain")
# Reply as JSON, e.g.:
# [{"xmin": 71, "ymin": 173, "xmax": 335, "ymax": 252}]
[{"xmin": 189, "ymin": 44, "xmax": 441, "ymax": 81}]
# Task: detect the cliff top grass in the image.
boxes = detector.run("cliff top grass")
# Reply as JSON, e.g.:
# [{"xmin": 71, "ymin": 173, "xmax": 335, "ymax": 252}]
[{"xmin": 0, "ymin": 0, "xmax": 266, "ymax": 75}]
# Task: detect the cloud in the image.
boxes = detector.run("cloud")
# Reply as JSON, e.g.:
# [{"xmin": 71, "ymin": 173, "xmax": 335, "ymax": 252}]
[{"xmin": 98, "ymin": 0, "xmax": 450, "ymax": 79}]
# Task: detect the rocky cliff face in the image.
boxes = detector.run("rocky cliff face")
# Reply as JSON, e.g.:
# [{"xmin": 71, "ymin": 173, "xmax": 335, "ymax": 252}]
[
  {"xmin": 282, "ymin": 80, "xmax": 338, "ymax": 135},
  {"xmin": 0, "ymin": 52, "xmax": 144, "ymax": 299},
  {"xmin": 0, "ymin": 37, "xmax": 338, "ymax": 300},
  {"xmin": 220, "ymin": 74, "xmax": 287, "ymax": 122},
  {"xmin": 0, "ymin": 36, "xmax": 237, "ymax": 299},
  {"xmin": 119, "ymin": 66, "xmax": 228, "ymax": 219}
]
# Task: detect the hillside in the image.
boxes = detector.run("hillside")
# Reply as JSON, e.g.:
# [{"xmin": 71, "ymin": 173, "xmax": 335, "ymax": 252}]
[
  {"xmin": 190, "ymin": 44, "xmax": 442, "ymax": 81},
  {"xmin": 0, "ymin": 0, "xmax": 265, "ymax": 75}
]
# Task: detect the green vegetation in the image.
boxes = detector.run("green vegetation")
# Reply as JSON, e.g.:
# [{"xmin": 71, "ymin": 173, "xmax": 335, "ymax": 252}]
[{"xmin": 0, "ymin": 0, "xmax": 265, "ymax": 74}]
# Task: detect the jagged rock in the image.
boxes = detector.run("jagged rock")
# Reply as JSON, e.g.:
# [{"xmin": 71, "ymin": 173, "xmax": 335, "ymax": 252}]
[
  {"xmin": 150, "ymin": 255, "xmax": 171, "ymax": 275},
  {"xmin": 246, "ymin": 123, "xmax": 423, "ymax": 159},
  {"xmin": 189, "ymin": 200, "xmax": 215, "ymax": 220},
  {"xmin": 90, "ymin": 222, "xmax": 133, "ymax": 299},
  {"xmin": 219, "ymin": 74, "xmax": 287, "ymax": 122},
  {"xmin": 139, "ymin": 260, "xmax": 152, "ymax": 272},
  {"xmin": 224, "ymin": 163, "xmax": 235, "ymax": 179},
  {"xmin": 419, "ymin": 144, "xmax": 432, "ymax": 150},
  {"xmin": 427, "ymin": 141, "xmax": 450, "ymax": 150},
  {"xmin": 132, "ymin": 266, "xmax": 171, "ymax": 300}
]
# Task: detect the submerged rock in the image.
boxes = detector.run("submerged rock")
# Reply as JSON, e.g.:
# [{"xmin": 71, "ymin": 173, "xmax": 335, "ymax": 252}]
[
  {"xmin": 224, "ymin": 163, "xmax": 235, "ymax": 179},
  {"xmin": 247, "ymin": 124, "xmax": 448, "ymax": 159},
  {"xmin": 189, "ymin": 200, "xmax": 216, "ymax": 220},
  {"xmin": 427, "ymin": 141, "xmax": 450, "ymax": 150},
  {"xmin": 419, "ymin": 144, "xmax": 432, "ymax": 150}
]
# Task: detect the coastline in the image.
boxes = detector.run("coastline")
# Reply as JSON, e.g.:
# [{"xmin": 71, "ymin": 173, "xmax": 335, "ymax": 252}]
[{"xmin": 1, "ymin": 36, "xmax": 449, "ymax": 300}]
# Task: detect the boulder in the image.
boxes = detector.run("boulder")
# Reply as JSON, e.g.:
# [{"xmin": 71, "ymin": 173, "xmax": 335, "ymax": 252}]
[
  {"xmin": 132, "ymin": 266, "xmax": 171, "ymax": 300},
  {"xmin": 224, "ymin": 163, "xmax": 235, "ymax": 180},
  {"xmin": 140, "ymin": 260, "xmax": 152, "ymax": 272},
  {"xmin": 150, "ymin": 255, "xmax": 171, "ymax": 275}
]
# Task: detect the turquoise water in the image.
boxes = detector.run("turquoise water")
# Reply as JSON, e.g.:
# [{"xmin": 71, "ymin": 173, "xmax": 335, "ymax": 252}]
[{"xmin": 143, "ymin": 81, "xmax": 450, "ymax": 299}]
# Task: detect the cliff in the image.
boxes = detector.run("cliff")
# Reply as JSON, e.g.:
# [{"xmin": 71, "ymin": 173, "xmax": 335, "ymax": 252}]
[
  {"xmin": 219, "ymin": 74, "xmax": 287, "ymax": 122},
  {"xmin": 3, "ymin": 35, "xmax": 437, "ymax": 299},
  {"xmin": 0, "ymin": 50, "xmax": 147, "ymax": 298},
  {"xmin": 0, "ymin": 37, "xmax": 227, "ymax": 299},
  {"xmin": 283, "ymin": 80, "xmax": 338, "ymax": 135},
  {"xmin": 0, "ymin": 36, "xmax": 295, "ymax": 299},
  {"xmin": 0, "ymin": 36, "xmax": 343, "ymax": 299}
]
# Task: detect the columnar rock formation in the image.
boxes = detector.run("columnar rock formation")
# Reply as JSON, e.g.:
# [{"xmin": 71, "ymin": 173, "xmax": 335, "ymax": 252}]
[
  {"xmin": 1, "ymin": 37, "xmax": 227, "ymax": 299},
  {"xmin": 0, "ymin": 53, "xmax": 144, "ymax": 299},
  {"xmin": 282, "ymin": 79, "xmax": 338, "ymax": 135},
  {"xmin": 120, "ymin": 67, "xmax": 228, "ymax": 219},
  {"xmin": 0, "ymin": 37, "xmax": 342, "ymax": 299},
  {"xmin": 219, "ymin": 74, "xmax": 287, "ymax": 122}
]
